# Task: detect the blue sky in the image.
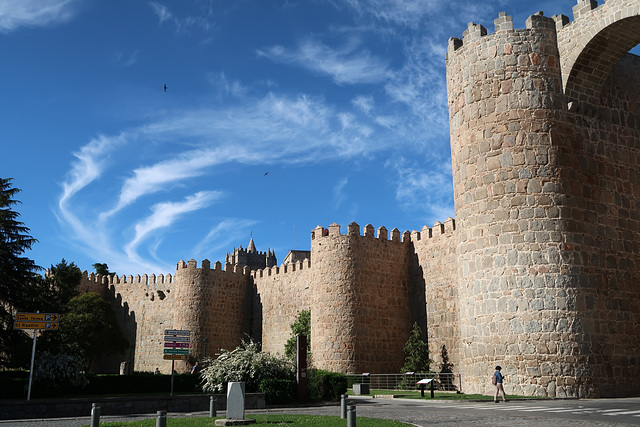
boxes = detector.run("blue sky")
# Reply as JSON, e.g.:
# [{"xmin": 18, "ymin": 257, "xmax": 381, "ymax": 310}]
[{"xmin": 0, "ymin": 0, "xmax": 612, "ymax": 276}]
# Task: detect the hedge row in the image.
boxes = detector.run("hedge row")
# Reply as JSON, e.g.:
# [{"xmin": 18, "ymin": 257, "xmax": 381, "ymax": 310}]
[
  {"xmin": 0, "ymin": 372, "xmax": 202, "ymax": 399},
  {"xmin": 0, "ymin": 369, "xmax": 347, "ymax": 403}
]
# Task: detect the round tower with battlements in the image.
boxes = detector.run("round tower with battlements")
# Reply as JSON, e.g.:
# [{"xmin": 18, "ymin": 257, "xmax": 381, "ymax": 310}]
[
  {"xmin": 171, "ymin": 259, "xmax": 251, "ymax": 372},
  {"xmin": 309, "ymin": 222, "xmax": 416, "ymax": 374},
  {"xmin": 446, "ymin": 0, "xmax": 640, "ymax": 398}
]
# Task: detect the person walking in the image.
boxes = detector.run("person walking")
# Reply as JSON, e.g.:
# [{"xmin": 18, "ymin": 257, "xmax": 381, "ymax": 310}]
[{"xmin": 493, "ymin": 366, "xmax": 508, "ymax": 403}]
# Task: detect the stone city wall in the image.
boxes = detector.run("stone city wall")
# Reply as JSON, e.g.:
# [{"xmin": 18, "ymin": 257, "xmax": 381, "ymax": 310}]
[
  {"xmin": 78, "ymin": 271, "xmax": 176, "ymax": 373},
  {"xmin": 412, "ymin": 218, "xmax": 460, "ymax": 373},
  {"xmin": 253, "ymin": 259, "xmax": 313, "ymax": 356},
  {"xmin": 79, "ymin": 261, "xmax": 251, "ymax": 374}
]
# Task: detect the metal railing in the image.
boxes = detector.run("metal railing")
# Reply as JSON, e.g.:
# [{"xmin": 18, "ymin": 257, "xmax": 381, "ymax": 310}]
[{"xmin": 346, "ymin": 372, "xmax": 462, "ymax": 393}]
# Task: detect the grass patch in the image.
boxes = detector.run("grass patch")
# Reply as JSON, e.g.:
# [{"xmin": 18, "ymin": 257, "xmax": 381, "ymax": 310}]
[{"xmin": 86, "ymin": 414, "xmax": 412, "ymax": 426}]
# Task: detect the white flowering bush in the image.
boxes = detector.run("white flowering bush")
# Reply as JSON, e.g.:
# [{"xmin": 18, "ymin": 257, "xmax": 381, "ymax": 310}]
[
  {"xmin": 200, "ymin": 339, "xmax": 294, "ymax": 394},
  {"xmin": 32, "ymin": 351, "xmax": 88, "ymax": 395}
]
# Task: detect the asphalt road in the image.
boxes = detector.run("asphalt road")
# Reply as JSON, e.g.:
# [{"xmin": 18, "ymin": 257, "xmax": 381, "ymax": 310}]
[{"xmin": 2, "ymin": 396, "xmax": 639, "ymax": 426}]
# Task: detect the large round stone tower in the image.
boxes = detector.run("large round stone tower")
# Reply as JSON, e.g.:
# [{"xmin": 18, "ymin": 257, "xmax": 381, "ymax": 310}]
[
  {"xmin": 447, "ymin": 12, "xmax": 578, "ymax": 397},
  {"xmin": 446, "ymin": 1, "xmax": 640, "ymax": 398}
]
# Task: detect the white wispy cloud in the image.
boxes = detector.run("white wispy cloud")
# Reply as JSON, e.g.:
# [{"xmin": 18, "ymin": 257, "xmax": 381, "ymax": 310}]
[
  {"xmin": 0, "ymin": 0, "xmax": 79, "ymax": 33},
  {"xmin": 383, "ymin": 35, "xmax": 449, "ymax": 144},
  {"xmin": 341, "ymin": 0, "xmax": 439, "ymax": 28},
  {"xmin": 352, "ymin": 95, "xmax": 374, "ymax": 113},
  {"xmin": 59, "ymin": 133, "xmax": 126, "ymax": 210},
  {"xmin": 386, "ymin": 156, "xmax": 454, "ymax": 222},
  {"xmin": 192, "ymin": 219, "xmax": 259, "ymax": 258},
  {"xmin": 149, "ymin": 2, "xmax": 171, "ymax": 24},
  {"xmin": 57, "ymin": 91, "xmax": 394, "ymax": 274},
  {"xmin": 113, "ymin": 50, "xmax": 139, "ymax": 67},
  {"xmin": 125, "ymin": 191, "xmax": 222, "ymax": 263},
  {"xmin": 257, "ymin": 37, "xmax": 390, "ymax": 85},
  {"xmin": 149, "ymin": 1, "xmax": 213, "ymax": 33},
  {"xmin": 333, "ymin": 177, "xmax": 349, "ymax": 210},
  {"xmin": 102, "ymin": 148, "xmax": 230, "ymax": 219},
  {"xmin": 208, "ymin": 71, "xmax": 249, "ymax": 98}
]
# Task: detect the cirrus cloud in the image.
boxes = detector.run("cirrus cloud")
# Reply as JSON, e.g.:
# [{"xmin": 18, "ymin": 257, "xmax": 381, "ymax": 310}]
[{"xmin": 0, "ymin": 0, "xmax": 80, "ymax": 33}]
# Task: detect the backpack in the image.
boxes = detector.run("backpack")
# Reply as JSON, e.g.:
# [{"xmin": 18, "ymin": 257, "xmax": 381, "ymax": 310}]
[{"xmin": 492, "ymin": 374, "xmax": 498, "ymax": 385}]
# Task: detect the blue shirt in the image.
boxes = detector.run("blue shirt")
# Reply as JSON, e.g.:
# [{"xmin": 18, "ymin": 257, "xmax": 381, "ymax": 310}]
[{"xmin": 494, "ymin": 370, "xmax": 504, "ymax": 384}]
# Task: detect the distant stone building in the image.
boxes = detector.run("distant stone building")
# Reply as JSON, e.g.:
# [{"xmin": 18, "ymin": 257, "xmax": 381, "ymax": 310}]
[
  {"xmin": 282, "ymin": 250, "xmax": 311, "ymax": 265},
  {"xmin": 79, "ymin": 0, "xmax": 640, "ymax": 398},
  {"xmin": 224, "ymin": 238, "xmax": 276, "ymax": 271}
]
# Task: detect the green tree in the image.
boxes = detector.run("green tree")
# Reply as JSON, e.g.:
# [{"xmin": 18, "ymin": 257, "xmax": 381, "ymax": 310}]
[
  {"xmin": 92, "ymin": 263, "xmax": 114, "ymax": 278},
  {"xmin": 439, "ymin": 344, "xmax": 456, "ymax": 391},
  {"xmin": 284, "ymin": 309, "xmax": 310, "ymax": 359},
  {"xmin": 58, "ymin": 292, "xmax": 128, "ymax": 370},
  {"xmin": 0, "ymin": 178, "xmax": 41, "ymax": 368},
  {"xmin": 35, "ymin": 260, "xmax": 83, "ymax": 355},
  {"xmin": 402, "ymin": 322, "xmax": 432, "ymax": 373},
  {"xmin": 42, "ymin": 259, "xmax": 81, "ymax": 312}
]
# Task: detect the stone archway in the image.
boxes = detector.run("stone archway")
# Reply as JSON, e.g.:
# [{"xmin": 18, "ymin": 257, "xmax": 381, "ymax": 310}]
[{"xmin": 557, "ymin": 0, "xmax": 640, "ymax": 110}]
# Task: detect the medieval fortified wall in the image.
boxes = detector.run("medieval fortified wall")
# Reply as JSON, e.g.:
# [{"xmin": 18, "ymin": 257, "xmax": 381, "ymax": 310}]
[{"xmin": 79, "ymin": 0, "xmax": 639, "ymax": 399}]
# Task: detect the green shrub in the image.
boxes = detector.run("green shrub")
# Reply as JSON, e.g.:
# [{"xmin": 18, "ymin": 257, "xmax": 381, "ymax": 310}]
[
  {"xmin": 31, "ymin": 351, "xmax": 88, "ymax": 397},
  {"xmin": 200, "ymin": 339, "xmax": 294, "ymax": 394},
  {"xmin": 258, "ymin": 378, "xmax": 295, "ymax": 404},
  {"xmin": 308, "ymin": 369, "xmax": 347, "ymax": 401},
  {"xmin": 0, "ymin": 371, "xmax": 29, "ymax": 399},
  {"xmin": 83, "ymin": 372, "xmax": 201, "ymax": 395}
]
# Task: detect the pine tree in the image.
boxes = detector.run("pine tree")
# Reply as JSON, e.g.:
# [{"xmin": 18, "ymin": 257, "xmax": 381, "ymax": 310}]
[
  {"xmin": 439, "ymin": 344, "xmax": 455, "ymax": 390},
  {"xmin": 0, "ymin": 178, "xmax": 41, "ymax": 368},
  {"xmin": 402, "ymin": 322, "xmax": 432, "ymax": 373}
]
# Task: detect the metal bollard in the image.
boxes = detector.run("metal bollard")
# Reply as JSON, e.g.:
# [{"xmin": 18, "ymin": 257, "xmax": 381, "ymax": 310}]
[
  {"xmin": 156, "ymin": 410, "xmax": 167, "ymax": 427},
  {"xmin": 341, "ymin": 394, "xmax": 348, "ymax": 419},
  {"xmin": 90, "ymin": 403, "xmax": 100, "ymax": 427},
  {"xmin": 210, "ymin": 396, "xmax": 217, "ymax": 417},
  {"xmin": 347, "ymin": 404, "xmax": 356, "ymax": 427}
]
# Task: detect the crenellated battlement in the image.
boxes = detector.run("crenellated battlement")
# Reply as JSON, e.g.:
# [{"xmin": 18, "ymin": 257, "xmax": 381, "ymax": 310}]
[
  {"xmin": 446, "ymin": 0, "xmax": 607, "ymax": 59},
  {"xmin": 311, "ymin": 219, "xmax": 456, "ymax": 243},
  {"xmin": 76, "ymin": 269, "xmax": 174, "ymax": 286},
  {"xmin": 446, "ymin": 11, "xmax": 556, "ymax": 60},
  {"xmin": 250, "ymin": 258, "xmax": 311, "ymax": 279},
  {"xmin": 175, "ymin": 258, "xmax": 251, "ymax": 275}
]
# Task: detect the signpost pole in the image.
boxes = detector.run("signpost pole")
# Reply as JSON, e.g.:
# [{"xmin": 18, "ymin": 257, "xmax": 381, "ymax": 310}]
[
  {"xmin": 26, "ymin": 328, "xmax": 37, "ymax": 401},
  {"xmin": 170, "ymin": 360, "xmax": 175, "ymax": 396}
]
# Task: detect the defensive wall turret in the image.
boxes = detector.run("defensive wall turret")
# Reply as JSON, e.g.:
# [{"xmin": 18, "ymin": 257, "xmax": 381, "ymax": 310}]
[
  {"xmin": 446, "ymin": 0, "xmax": 640, "ymax": 397},
  {"xmin": 171, "ymin": 259, "xmax": 251, "ymax": 372},
  {"xmin": 309, "ymin": 222, "xmax": 417, "ymax": 373}
]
